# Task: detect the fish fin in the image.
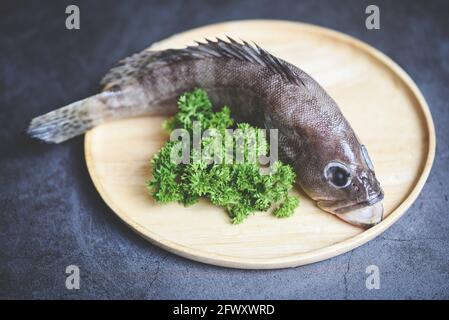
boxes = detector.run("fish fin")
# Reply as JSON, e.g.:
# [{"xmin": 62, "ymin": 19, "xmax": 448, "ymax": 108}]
[
  {"xmin": 181, "ymin": 37, "xmax": 303, "ymax": 85},
  {"xmin": 184, "ymin": 37, "xmax": 304, "ymax": 85},
  {"xmin": 101, "ymin": 38, "xmax": 304, "ymax": 89},
  {"xmin": 27, "ymin": 92, "xmax": 114, "ymax": 143}
]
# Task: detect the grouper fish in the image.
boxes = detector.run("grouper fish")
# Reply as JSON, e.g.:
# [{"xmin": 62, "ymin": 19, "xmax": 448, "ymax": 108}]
[{"xmin": 27, "ymin": 38, "xmax": 384, "ymax": 227}]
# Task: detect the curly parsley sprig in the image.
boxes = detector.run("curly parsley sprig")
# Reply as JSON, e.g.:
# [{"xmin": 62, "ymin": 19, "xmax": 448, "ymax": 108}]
[{"xmin": 147, "ymin": 89, "xmax": 299, "ymax": 224}]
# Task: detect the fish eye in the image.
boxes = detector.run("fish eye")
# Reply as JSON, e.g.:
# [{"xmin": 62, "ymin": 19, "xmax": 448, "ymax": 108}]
[{"xmin": 325, "ymin": 162, "xmax": 351, "ymax": 188}]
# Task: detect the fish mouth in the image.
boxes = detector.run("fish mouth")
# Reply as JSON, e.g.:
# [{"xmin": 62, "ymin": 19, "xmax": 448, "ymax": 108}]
[
  {"xmin": 333, "ymin": 191, "xmax": 384, "ymax": 214},
  {"xmin": 317, "ymin": 191, "xmax": 384, "ymax": 228},
  {"xmin": 335, "ymin": 202, "xmax": 384, "ymax": 228}
]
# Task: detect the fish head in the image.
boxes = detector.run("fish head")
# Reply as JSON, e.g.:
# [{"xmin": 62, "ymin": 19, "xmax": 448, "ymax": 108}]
[
  {"xmin": 316, "ymin": 153, "xmax": 384, "ymax": 228},
  {"xmin": 293, "ymin": 133, "xmax": 384, "ymax": 228}
]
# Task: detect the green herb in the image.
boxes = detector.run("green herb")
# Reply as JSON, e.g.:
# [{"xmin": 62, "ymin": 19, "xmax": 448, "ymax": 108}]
[{"xmin": 147, "ymin": 89, "xmax": 299, "ymax": 224}]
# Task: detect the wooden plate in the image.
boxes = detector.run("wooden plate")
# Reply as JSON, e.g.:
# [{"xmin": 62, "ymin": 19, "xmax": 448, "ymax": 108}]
[{"xmin": 85, "ymin": 20, "xmax": 435, "ymax": 269}]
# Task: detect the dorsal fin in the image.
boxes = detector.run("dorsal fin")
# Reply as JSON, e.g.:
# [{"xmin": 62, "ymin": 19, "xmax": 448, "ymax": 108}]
[{"xmin": 101, "ymin": 37, "xmax": 304, "ymax": 89}]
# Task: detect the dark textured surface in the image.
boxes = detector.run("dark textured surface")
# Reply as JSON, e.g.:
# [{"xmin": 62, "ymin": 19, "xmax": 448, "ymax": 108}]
[{"xmin": 0, "ymin": 0, "xmax": 448, "ymax": 299}]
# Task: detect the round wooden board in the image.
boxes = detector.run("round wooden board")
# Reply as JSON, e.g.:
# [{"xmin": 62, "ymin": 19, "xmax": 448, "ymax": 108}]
[{"xmin": 85, "ymin": 20, "xmax": 435, "ymax": 269}]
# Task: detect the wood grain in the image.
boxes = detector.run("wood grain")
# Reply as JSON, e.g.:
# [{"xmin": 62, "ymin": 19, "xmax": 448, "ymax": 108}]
[{"xmin": 84, "ymin": 20, "xmax": 435, "ymax": 269}]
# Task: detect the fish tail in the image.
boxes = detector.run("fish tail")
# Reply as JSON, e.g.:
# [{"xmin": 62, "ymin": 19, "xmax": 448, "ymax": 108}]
[{"xmin": 27, "ymin": 91, "xmax": 116, "ymax": 144}]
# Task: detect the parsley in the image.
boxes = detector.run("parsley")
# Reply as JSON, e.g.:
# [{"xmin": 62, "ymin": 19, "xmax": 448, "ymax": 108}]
[{"xmin": 147, "ymin": 89, "xmax": 299, "ymax": 224}]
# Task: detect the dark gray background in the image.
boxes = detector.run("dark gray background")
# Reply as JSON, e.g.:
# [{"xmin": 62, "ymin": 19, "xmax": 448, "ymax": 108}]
[{"xmin": 1, "ymin": 0, "xmax": 448, "ymax": 299}]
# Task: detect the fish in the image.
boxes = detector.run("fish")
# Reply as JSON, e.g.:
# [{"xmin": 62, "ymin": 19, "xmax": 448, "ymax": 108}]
[{"xmin": 27, "ymin": 37, "xmax": 384, "ymax": 228}]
